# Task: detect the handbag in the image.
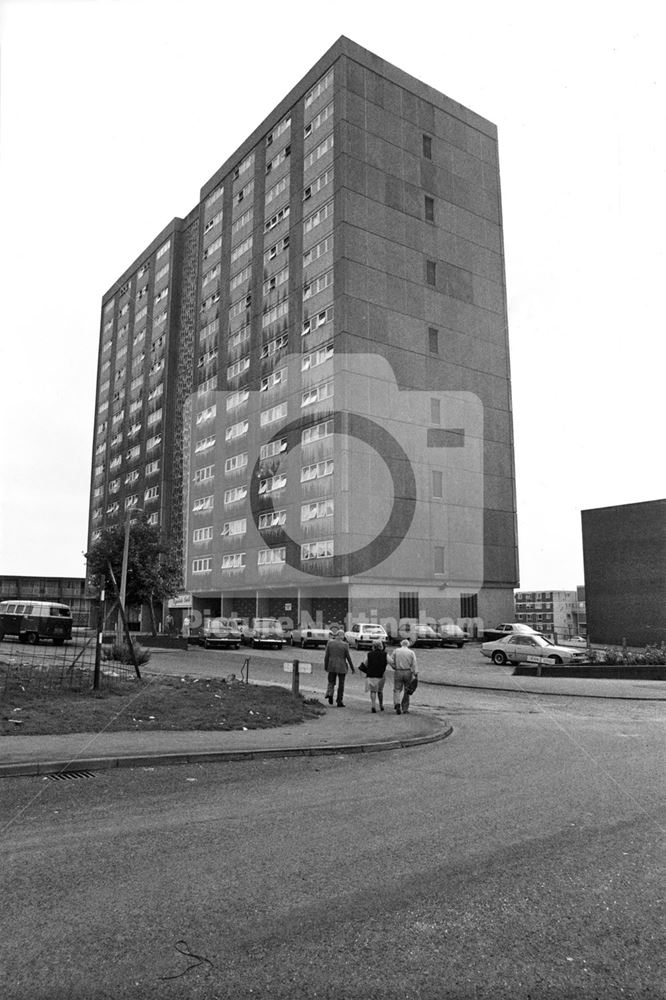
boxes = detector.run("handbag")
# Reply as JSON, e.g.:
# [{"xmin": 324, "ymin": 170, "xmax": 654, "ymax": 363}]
[
  {"xmin": 359, "ymin": 660, "xmax": 368, "ymax": 674},
  {"xmin": 406, "ymin": 674, "xmax": 418, "ymax": 696}
]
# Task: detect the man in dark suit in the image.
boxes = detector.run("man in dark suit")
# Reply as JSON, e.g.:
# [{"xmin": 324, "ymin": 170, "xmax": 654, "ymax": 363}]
[{"xmin": 323, "ymin": 627, "xmax": 355, "ymax": 706}]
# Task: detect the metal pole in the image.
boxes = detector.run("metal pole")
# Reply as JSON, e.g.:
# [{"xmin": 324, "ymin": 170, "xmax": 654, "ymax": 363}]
[
  {"xmin": 117, "ymin": 512, "xmax": 132, "ymax": 643},
  {"xmin": 292, "ymin": 658, "xmax": 299, "ymax": 696},
  {"xmin": 93, "ymin": 583, "xmax": 105, "ymax": 690}
]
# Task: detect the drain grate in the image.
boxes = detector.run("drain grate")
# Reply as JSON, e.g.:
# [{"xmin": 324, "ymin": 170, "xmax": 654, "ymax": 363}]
[{"xmin": 46, "ymin": 769, "xmax": 95, "ymax": 782}]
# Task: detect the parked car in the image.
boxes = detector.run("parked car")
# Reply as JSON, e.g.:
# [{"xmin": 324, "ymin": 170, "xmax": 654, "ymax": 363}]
[
  {"xmin": 290, "ymin": 623, "xmax": 331, "ymax": 648},
  {"xmin": 560, "ymin": 635, "xmax": 588, "ymax": 648},
  {"xmin": 243, "ymin": 617, "xmax": 287, "ymax": 649},
  {"xmin": 482, "ymin": 622, "xmax": 538, "ymax": 642},
  {"xmin": 437, "ymin": 624, "xmax": 470, "ymax": 648},
  {"xmin": 202, "ymin": 617, "xmax": 242, "ymax": 649},
  {"xmin": 481, "ymin": 633, "xmax": 587, "ymax": 666},
  {"xmin": 393, "ymin": 623, "xmax": 442, "ymax": 648},
  {"xmin": 344, "ymin": 622, "xmax": 389, "ymax": 649}
]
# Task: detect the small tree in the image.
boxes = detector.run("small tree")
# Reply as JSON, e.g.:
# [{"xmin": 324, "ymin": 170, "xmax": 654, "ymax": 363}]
[{"xmin": 85, "ymin": 514, "xmax": 182, "ymax": 635}]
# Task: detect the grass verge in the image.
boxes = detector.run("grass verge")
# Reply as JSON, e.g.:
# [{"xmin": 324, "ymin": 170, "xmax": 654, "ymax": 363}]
[{"xmin": 0, "ymin": 672, "xmax": 325, "ymax": 736}]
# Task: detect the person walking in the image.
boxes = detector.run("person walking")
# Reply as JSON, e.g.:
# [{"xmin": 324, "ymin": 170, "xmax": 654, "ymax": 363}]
[
  {"xmin": 362, "ymin": 639, "xmax": 388, "ymax": 712},
  {"xmin": 391, "ymin": 639, "xmax": 418, "ymax": 714},
  {"xmin": 324, "ymin": 627, "xmax": 355, "ymax": 706}
]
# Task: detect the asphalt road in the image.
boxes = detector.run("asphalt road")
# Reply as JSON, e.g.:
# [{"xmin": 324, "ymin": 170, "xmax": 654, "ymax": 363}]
[{"xmin": 1, "ymin": 667, "xmax": 664, "ymax": 999}]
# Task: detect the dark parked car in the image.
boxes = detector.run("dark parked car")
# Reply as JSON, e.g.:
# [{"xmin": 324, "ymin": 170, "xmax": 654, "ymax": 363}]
[
  {"xmin": 481, "ymin": 622, "xmax": 538, "ymax": 642},
  {"xmin": 202, "ymin": 617, "xmax": 242, "ymax": 649},
  {"xmin": 437, "ymin": 624, "xmax": 470, "ymax": 648}
]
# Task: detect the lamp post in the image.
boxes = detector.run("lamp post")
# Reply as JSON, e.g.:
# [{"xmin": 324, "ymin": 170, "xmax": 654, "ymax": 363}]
[{"xmin": 117, "ymin": 506, "xmax": 144, "ymax": 643}]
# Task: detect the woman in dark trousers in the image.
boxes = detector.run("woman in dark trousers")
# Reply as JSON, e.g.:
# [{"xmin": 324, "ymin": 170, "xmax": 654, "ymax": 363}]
[{"xmin": 363, "ymin": 639, "xmax": 388, "ymax": 713}]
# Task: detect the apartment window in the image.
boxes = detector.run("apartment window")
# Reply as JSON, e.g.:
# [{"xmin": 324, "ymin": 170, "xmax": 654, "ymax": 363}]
[
  {"xmin": 201, "ymin": 291, "xmax": 220, "ymax": 313},
  {"xmin": 258, "ymin": 547, "xmax": 286, "ymax": 566},
  {"xmin": 134, "ymin": 305, "xmax": 148, "ymax": 323},
  {"xmin": 265, "ymin": 175, "xmax": 289, "ymax": 207},
  {"xmin": 303, "ymin": 166, "xmax": 333, "ymax": 202},
  {"xmin": 428, "ymin": 327, "xmax": 439, "ymax": 354},
  {"xmin": 154, "ymin": 286, "xmax": 168, "ymax": 306},
  {"xmin": 226, "ymin": 388, "xmax": 250, "ymax": 412},
  {"xmin": 234, "ymin": 178, "xmax": 254, "ymax": 205},
  {"xmin": 230, "ymin": 235, "xmax": 253, "ymax": 264},
  {"xmin": 265, "ymin": 204, "xmax": 290, "ymax": 233},
  {"xmin": 193, "ymin": 465, "xmax": 214, "ymax": 484},
  {"xmin": 193, "ymin": 526, "xmax": 213, "ymax": 543},
  {"xmin": 260, "ymin": 333, "xmax": 288, "ymax": 358},
  {"xmin": 301, "ymin": 380, "xmax": 333, "ymax": 408},
  {"xmin": 265, "ymin": 116, "xmax": 291, "ymax": 148},
  {"xmin": 301, "ymin": 498, "xmax": 334, "ymax": 521},
  {"xmin": 304, "ymin": 69, "xmax": 333, "ymax": 108},
  {"xmin": 147, "ymin": 434, "xmax": 162, "ymax": 450},
  {"xmin": 259, "ymin": 473, "xmax": 287, "ymax": 494},
  {"xmin": 229, "ymin": 325, "xmax": 251, "ymax": 350},
  {"xmin": 304, "ymin": 133, "xmax": 334, "ymax": 171},
  {"xmin": 221, "ymin": 518, "xmax": 247, "ymax": 537},
  {"xmin": 156, "ymin": 262, "xmax": 170, "ymax": 282},
  {"xmin": 125, "ymin": 494, "xmax": 139, "ymax": 510},
  {"xmin": 260, "ymin": 438, "xmax": 287, "ymax": 461},
  {"xmin": 302, "ymin": 306, "xmax": 334, "ymax": 336},
  {"xmin": 303, "ymin": 269, "xmax": 333, "ymax": 301},
  {"xmin": 232, "ymin": 207, "xmax": 253, "ymax": 236},
  {"xmin": 262, "ymin": 299, "xmax": 289, "ymax": 329},
  {"xmin": 422, "ymin": 134, "xmax": 432, "ymax": 159},
  {"xmin": 301, "ymin": 540, "xmax": 334, "ymax": 561},
  {"xmin": 204, "ymin": 209, "xmax": 223, "ymax": 234},
  {"xmin": 230, "ymin": 264, "xmax": 252, "ymax": 292},
  {"xmin": 203, "ymin": 236, "xmax": 222, "ymax": 260},
  {"xmin": 125, "ymin": 470, "xmax": 139, "ymax": 485},
  {"xmin": 224, "ymin": 485, "xmax": 248, "ymax": 505},
  {"xmin": 156, "ymin": 239, "xmax": 171, "ymax": 259},
  {"xmin": 266, "ymin": 145, "xmax": 291, "ymax": 175},
  {"xmin": 301, "ymin": 459, "xmax": 333, "ymax": 482},
  {"xmin": 426, "ymin": 260, "xmax": 437, "ymax": 286},
  {"xmin": 264, "ymin": 234, "xmax": 289, "ymax": 265},
  {"xmin": 147, "ymin": 408, "xmax": 162, "ymax": 426},
  {"xmin": 226, "ymin": 419, "xmax": 248, "ymax": 441},
  {"xmin": 192, "ymin": 495, "xmax": 214, "ymax": 512},
  {"xmin": 260, "ymin": 368, "xmax": 286, "ymax": 392},
  {"xmin": 434, "ymin": 546, "xmax": 445, "ymax": 575},
  {"xmin": 258, "ymin": 509, "xmax": 286, "ymax": 529},
  {"xmin": 303, "ymin": 233, "xmax": 333, "ymax": 267},
  {"xmin": 233, "ymin": 152, "xmax": 254, "ymax": 181},
  {"xmin": 425, "ymin": 195, "xmax": 435, "ymax": 222},
  {"xmin": 196, "ymin": 404, "xmax": 216, "ymax": 425},
  {"xmin": 263, "ymin": 265, "xmax": 289, "ymax": 296},
  {"xmin": 225, "ymin": 452, "xmax": 248, "ymax": 474},
  {"xmin": 205, "ymin": 185, "xmax": 224, "ymax": 209},
  {"xmin": 303, "ymin": 198, "xmax": 333, "ymax": 234},
  {"xmin": 145, "ymin": 460, "xmax": 160, "ymax": 475},
  {"xmin": 301, "ymin": 419, "xmax": 333, "ymax": 445},
  {"xmin": 260, "ymin": 401, "xmax": 287, "ymax": 426},
  {"xmin": 108, "ymin": 479, "xmax": 120, "ymax": 493},
  {"xmin": 227, "ymin": 356, "xmax": 250, "ymax": 380},
  {"xmin": 430, "ymin": 398, "xmax": 441, "ymax": 425},
  {"xmin": 304, "ymin": 101, "xmax": 333, "ymax": 139},
  {"xmin": 202, "ymin": 263, "xmax": 220, "ymax": 288},
  {"xmin": 144, "ymin": 486, "xmax": 159, "ymax": 502},
  {"xmin": 222, "ymin": 553, "xmax": 245, "ymax": 570},
  {"xmin": 195, "ymin": 436, "xmax": 215, "ymax": 454},
  {"xmin": 432, "ymin": 470, "xmax": 443, "ymax": 498},
  {"xmin": 302, "ymin": 343, "xmax": 333, "ymax": 373},
  {"xmin": 192, "ymin": 558, "xmax": 212, "ymax": 574}
]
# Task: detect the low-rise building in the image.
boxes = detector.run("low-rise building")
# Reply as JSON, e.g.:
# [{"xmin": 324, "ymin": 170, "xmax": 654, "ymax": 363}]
[{"xmin": 514, "ymin": 589, "xmax": 579, "ymax": 642}]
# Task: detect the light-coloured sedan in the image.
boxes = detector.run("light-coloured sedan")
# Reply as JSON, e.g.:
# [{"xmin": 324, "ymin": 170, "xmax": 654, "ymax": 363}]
[
  {"xmin": 481, "ymin": 633, "xmax": 588, "ymax": 666},
  {"xmin": 290, "ymin": 624, "xmax": 331, "ymax": 648},
  {"xmin": 344, "ymin": 623, "xmax": 389, "ymax": 649}
]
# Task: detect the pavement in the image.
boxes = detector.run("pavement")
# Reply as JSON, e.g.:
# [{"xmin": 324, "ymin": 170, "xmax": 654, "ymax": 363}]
[{"xmin": 1, "ymin": 647, "xmax": 664, "ymax": 780}]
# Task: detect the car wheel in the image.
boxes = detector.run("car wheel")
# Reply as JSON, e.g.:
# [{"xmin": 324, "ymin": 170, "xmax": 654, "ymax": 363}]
[
  {"xmin": 456, "ymin": 642, "xmax": 463, "ymax": 648},
  {"xmin": 549, "ymin": 655, "xmax": 563, "ymax": 664},
  {"xmin": 0, "ymin": 629, "xmax": 4, "ymax": 642},
  {"xmin": 491, "ymin": 650, "xmax": 507, "ymax": 665},
  {"xmin": 53, "ymin": 638, "xmax": 65, "ymax": 646},
  {"xmin": 355, "ymin": 639, "xmax": 360, "ymax": 649},
  {"xmin": 26, "ymin": 632, "xmax": 39, "ymax": 645}
]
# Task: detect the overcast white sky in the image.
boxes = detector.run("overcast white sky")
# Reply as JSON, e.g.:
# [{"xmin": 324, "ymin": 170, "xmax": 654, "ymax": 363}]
[{"xmin": 1, "ymin": 0, "xmax": 664, "ymax": 589}]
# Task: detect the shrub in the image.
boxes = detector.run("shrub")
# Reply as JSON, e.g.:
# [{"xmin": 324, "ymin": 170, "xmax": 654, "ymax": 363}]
[{"xmin": 102, "ymin": 642, "xmax": 151, "ymax": 666}]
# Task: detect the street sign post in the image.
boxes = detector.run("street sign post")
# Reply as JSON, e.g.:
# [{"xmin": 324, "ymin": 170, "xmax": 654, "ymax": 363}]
[{"xmin": 283, "ymin": 660, "xmax": 312, "ymax": 695}]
